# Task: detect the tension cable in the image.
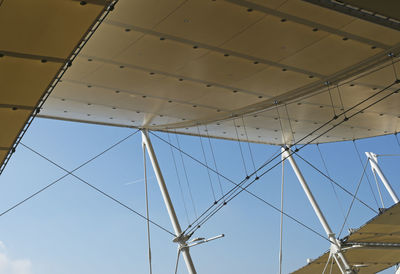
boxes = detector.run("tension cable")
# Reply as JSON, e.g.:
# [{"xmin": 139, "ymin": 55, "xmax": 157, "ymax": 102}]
[
  {"xmin": 151, "ymin": 133, "xmax": 331, "ymax": 243},
  {"xmin": 316, "ymin": 144, "xmax": 346, "ymax": 219},
  {"xmin": 175, "ymin": 132, "xmax": 198, "ymax": 219},
  {"xmin": 197, "ymin": 126, "xmax": 217, "ymax": 203},
  {"xmin": 233, "ymin": 119, "xmax": 249, "ymax": 176},
  {"xmin": 352, "ymin": 140, "xmax": 381, "ymax": 209},
  {"xmin": 188, "ymin": 83, "xmax": 396, "ymax": 233},
  {"xmin": 204, "ymin": 125, "xmax": 225, "ymax": 199},
  {"xmin": 0, "ymin": 129, "xmax": 138, "ymax": 215},
  {"xmin": 241, "ymin": 116, "xmax": 258, "ymax": 175},
  {"xmin": 151, "ymin": 79, "xmax": 398, "ymax": 238},
  {"xmin": 168, "ymin": 132, "xmax": 190, "ymax": 225},
  {"xmin": 142, "ymin": 143, "xmax": 153, "ymax": 274},
  {"xmin": 338, "ymin": 159, "xmax": 369, "ymax": 238},
  {"xmin": 19, "ymin": 137, "xmax": 175, "ymax": 237}
]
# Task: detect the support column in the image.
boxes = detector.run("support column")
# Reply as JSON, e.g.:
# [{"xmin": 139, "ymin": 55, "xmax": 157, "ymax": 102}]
[
  {"xmin": 366, "ymin": 152, "xmax": 399, "ymax": 204},
  {"xmin": 142, "ymin": 130, "xmax": 197, "ymax": 274},
  {"xmin": 282, "ymin": 147, "xmax": 354, "ymax": 274}
]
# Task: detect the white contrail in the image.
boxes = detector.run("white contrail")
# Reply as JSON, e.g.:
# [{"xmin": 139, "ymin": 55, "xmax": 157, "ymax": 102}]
[{"xmin": 124, "ymin": 176, "xmax": 156, "ymax": 186}]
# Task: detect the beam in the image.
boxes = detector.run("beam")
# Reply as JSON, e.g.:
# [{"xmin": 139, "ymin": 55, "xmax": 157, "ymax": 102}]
[
  {"xmin": 282, "ymin": 147, "xmax": 354, "ymax": 273},
  {"xmin": 141, "ymin": 130, "xmax": 197, "ymax": 274},
  {"xmin": 303, "ymin": 0, "xmax": 400, "ymax": 32},
  {"xmin": 226, "ymin": 0, "xmax": 390, "ymax": 48},
  {"xmin": 0, "ymin": 50, "xmax": 65, "ymax": 63},
  {"xmin": 366, "ymin": 152, "xmax": 399, "ymax": 204}
]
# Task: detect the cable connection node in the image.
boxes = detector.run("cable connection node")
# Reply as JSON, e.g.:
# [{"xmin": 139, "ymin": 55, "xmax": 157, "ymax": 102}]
[
  {"xmin": 186, "ymin": 234, "xmax": 225, "ymax": 248},
  {"xmin": 172, "ymin": 233, "xmax": 191, "ymax": 244}
]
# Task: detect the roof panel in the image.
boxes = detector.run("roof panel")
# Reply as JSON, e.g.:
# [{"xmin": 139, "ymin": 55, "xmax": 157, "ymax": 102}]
[
  {"xmin": 39, "ymin": 0, "xmax": 400, "ymax": 145},
  {"xmin": 0, "ymin": 109, "xmax": 32, "ymax": 147},
  {"xmin": 0, "ymin": 0, "xmax": 110, "ymax": 172},
  {"xmin": 346, "ymin": 203, "xmax": 400, "ymax": 243},
  {"xmin": 341, "ymin": 19, "xmax": 400, "ymax": 47},
  {"xmin": 280, "ymin": 35, "xmax": 379, "ymax": 75},
  {"xmin": 153, "ymin": 0, "xmax": 265, "ymax": 46},
  {"xmin": 0, "ymin": 151, "xmax": 6, "ymax": 163},
  {"xmin": 80, "ymin": 23, "xmax": 144, "ymax": 59},
  {"xmin": 277, "ymin": 0, "xmax": 355, "ymax": 29},
  {"xmin": 222, "ymin": 15, "xmax": 329, "ymax": 63},
  {"xmin": 107, "ymin": 0, "xmax": 186, "ymax": 29},
  {"xmin": 115, "ymin": 34, "xmax": 209, "ymax": 73},
  {"xmin": 0, "ymin": 56, "xmax": 60, "ymax": 106},
  {"xmin": 293, "ymin": 203, "xmax": 400, "ymax": 273},
  {"xmin": 233, "ymin": 66, "xmax": 317, "ymax": 97},
  {"xmin": 176, "ymin": 52, "xmax": 268, "ymax": 86},
  {"xmin": 0, "ymin": 0, "xmax": 106, "ymax": 58}
]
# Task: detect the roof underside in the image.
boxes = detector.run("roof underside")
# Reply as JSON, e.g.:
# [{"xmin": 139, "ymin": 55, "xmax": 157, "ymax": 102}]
[
  {"xmin": 38, "ymin": 0, "xmax": 400, "ymax": 146},
  {"xmin": 1, "ymin": 0, "xmax": 400, "ymax": 271},
  {"xmin": 292, "ymin": 202, "xmax": 400, "ymax": 273},
  {"xmin": 0, "ymin": 0, "xmax": 110, "ymax": 171},
  {"xmin": 2, "ymin": 0, "xmax": 400, "ymax": 170}
]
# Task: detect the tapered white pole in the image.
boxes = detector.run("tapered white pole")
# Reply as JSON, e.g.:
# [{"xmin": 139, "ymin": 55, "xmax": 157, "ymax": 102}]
[
  {"xmin": 282, "ymin": 147, "xmax": 353, "ymax": 273},
  {"xmin": 282, "ymin": 148, "xmax": 333, "ymax": 235},
  {"xmin": 142, "ymin": 130, "xmax": 196, "ymax": 274},
  {"xmin": 366, "ymin": 152, "xmax": 399, "ymax": 204}
]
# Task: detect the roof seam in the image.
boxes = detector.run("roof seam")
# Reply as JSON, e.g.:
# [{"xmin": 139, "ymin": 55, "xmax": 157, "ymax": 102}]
[
  {"xmin": 226, "ymin": 0, "xmax": 391, "ymax": 49},
  {"xmin": 0, "ymin": 50, "xmax": 65, "ymax": 63},
  {"xmin": 104, "ymin": 20, "xmax": 326, "ymax": 78}
]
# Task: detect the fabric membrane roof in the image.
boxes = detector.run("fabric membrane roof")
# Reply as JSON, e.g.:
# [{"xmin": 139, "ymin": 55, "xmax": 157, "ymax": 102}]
[
  {"xmin": 292, "ymin": 202, "xmax": 400, "ymax": 273},
  {"xmin": 1, "ymin": 0, "xmax": 400, "ymax": 272},
  {"xmin": 38, "ymin": 0, "xmax": 400, "ymax": 146},
  {"xmin": 0, "ymin": 0, "xmax": 111, "ymax": 172}
]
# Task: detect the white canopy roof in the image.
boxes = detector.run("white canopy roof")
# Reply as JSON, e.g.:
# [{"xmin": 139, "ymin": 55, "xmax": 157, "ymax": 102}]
[
  {"xmin": 0, "ymin": 0, "xmax": 111, "ymax": 171},
  {"xmin": 39, "ymin": 0, "xmax": 400, "ymax": 145}
]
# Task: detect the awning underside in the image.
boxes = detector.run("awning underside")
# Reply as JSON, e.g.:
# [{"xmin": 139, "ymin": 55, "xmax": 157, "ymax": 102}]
[
  {"xmin": 0, "ymin": 0, "xmax": 109, "ymax": 170},
  {"xmin": 39, "ymin": 0, "xmax": 400, "ymax": 145},
  {"xmin": 293, "ymin": 202, "xmax": 400, "ymax": 273}
]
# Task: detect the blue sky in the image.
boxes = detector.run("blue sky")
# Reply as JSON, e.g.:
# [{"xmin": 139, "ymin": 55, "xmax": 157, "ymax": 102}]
[{"xmin": 0, "ymin": 117, "xmax": 399, "ymax": 274}]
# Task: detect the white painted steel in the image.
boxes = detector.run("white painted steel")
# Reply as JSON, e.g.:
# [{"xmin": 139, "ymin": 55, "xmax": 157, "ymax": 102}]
[
  {"xmin": 282, "ymin": 147, "xmax": 353, "ymax": 273},
  {"xmin": 186, "ymin": 234, "xmax": 224, "ymax": 248},
  {"xmin": 141, "ymin": 130, "xmax": 196, "ymax": 274},
  {"xmin": 366, "ymin": 152, "xmax": 399, "ymax": 204}
]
